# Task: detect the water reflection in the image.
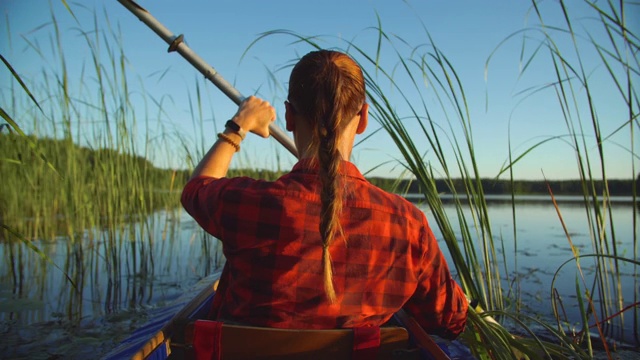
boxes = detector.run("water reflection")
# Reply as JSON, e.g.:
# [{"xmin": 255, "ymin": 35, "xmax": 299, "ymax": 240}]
[
  {"xmin": 0, "ymin": 197, "xmax": 637, "ymax": 351},
  {"xmin": 419, "ymin": 196, "xmax": 638, "ymax": 345},
  {"xmin": 0, "ymin": 209, "xmax": 224, "ymax": 326}
]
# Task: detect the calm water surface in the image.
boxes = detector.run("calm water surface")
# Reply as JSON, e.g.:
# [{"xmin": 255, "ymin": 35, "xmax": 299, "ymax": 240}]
[
  {"xmin": 419, "ymin": 195, "xmax": 638, "ymax": 345},
  {"xmin": 0, "ymin": 196, "xmax": 637, "ymax": 357}
]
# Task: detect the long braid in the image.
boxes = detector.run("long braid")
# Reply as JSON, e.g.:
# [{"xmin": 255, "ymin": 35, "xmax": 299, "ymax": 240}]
[
  {"xmin": 317, "ymin": 64, "xmax": 344, "ymax": 303},
  {"xmin": 288, "ymin": 50, "xmax": 365, "ymax": 303}
]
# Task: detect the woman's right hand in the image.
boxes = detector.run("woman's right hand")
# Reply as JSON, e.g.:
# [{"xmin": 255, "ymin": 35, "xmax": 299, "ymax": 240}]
[{"xmin": 230, "ymin": 96, "xmax": 276, "ymax": 138}]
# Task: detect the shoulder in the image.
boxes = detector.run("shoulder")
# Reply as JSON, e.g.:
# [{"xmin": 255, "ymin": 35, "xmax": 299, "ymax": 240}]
[
  {"xmin": 350, "ymin": 179, "xmax": 428, "ymax": 224},
  {"xmin": 183, "ymin": 175, "xmax": 279, "ymax": 204}
]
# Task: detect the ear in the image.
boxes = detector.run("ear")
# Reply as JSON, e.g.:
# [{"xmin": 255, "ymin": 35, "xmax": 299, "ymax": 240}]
[
  {"xmin": 285, "ymin": 101, "xmax": 295, "ymax": 132},
  {"xmin": 356, "ymin": 103, "xmax": 368, "ymax": 134}
]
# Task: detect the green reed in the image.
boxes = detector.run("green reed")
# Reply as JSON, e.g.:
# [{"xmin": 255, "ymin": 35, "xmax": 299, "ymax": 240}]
[
  {"xmin": 522, "ymin": 0, "xmax": 638, "ymax": 352},
  {"xmin": 354, "ymin": 38, "xmax": 554, "ymax": 360},
  {"xmin": 0, "ymin": 5, "xmax": 186, "ymax": 322},
  {"xmin": 366, "ymin": 1, "xmax": 638, "ymax": 357},
  {"xmin": 362, "ymin": 0, "xmax": 638, "ymax": 357},
  {"xmin": 1, "ymin": 3, "xmax": 289, "ymax": 326}
]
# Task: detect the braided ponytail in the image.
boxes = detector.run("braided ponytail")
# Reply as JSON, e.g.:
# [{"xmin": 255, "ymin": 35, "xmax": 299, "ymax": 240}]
[
  {"xmin": 288, "ymin": 50, "xmax": 365, "ymax": 303},
  {"xmin": 317, "ymin": 64, "xmax": 345, "ymax": 302}
]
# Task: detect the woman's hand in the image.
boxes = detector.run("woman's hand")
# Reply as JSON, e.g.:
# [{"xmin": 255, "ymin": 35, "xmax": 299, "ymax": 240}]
[
  {"xmin": 186, "ymin": 96, "xmax": 276, "ymax": 180},
  {"xmin": 231, "ymin": 96, "xmax": 276, "ymax": 138}
]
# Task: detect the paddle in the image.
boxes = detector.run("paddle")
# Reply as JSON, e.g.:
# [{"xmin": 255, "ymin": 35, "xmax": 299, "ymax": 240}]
[
  {"xmin": 395, "ymin": 309, "xmax": 452, "ymax": 360},
  {"xmin": 116, "ymin": 0, "xmax": 298, "ymax": 158}
]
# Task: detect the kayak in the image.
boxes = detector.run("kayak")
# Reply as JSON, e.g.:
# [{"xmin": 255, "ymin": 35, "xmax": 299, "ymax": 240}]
[{"xmin": 103, "ymin": 274, "xmax": 475, "ymax": 360}]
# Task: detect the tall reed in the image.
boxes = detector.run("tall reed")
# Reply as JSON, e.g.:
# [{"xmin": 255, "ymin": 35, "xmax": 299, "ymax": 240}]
[
  {"xmin": 520, "ymin": 0, "xmax": 638, "ymax": 350},
  {"xmin": 0, "ymin": 5, "xmax": 189, "ymax": 323},
  {"xmin": 368, "ymin": 0, "xmax": 638, "ymax": 356},
  {"xmin": 1, "ymin": 3, "xmax": 287, "ymax": 327}
]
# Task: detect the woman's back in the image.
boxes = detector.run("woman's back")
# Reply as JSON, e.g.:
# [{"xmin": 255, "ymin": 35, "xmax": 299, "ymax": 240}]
[{"xmin": 183, "ymin": 158, "xmax": 467, "ymax": 338}]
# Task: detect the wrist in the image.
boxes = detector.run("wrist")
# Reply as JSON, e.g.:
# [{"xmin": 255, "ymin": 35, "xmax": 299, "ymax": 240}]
[
  {"xmin": 217, "ymin": 132, "xmax": 241, "ymax": 152},
  {"xmin": 222, "ymin": 128, "xmax": 244, "ymax": 142},
  {"xmin": 225, "ymin": 119, "xmax": 247, "ymax": 139}
]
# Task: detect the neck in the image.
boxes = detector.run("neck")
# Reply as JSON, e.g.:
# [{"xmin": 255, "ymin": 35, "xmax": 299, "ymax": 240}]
[
  {"xmin": 293, "ymin": 122, "xmax": 358, "ymax": 162},
  {"xmin": 296, "ymin": 140, "xmax": 354, "ymax": 162}
]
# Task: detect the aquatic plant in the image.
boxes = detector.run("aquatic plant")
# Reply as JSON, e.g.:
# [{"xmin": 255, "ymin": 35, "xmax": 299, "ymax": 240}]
[
  {"xmin": 358, "ymin": 0, "xmax": 639, "ymax": 357},
  {"xmin": 0, "ymin": 2, "xmax": 286, "ymax": 328},
  {"xmin": 0, "ymin": 4, "xmax": 194, "ymax": 323}
]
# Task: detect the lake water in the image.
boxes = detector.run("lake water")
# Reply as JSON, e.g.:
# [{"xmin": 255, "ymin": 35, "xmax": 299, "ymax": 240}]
[
  {"xmin": 418, "ymin": 195, "xmax": 638, "ymax": 345},
  {"xmin": 0, "ymin": 195, "xmax": 637, "ymax": 357}
]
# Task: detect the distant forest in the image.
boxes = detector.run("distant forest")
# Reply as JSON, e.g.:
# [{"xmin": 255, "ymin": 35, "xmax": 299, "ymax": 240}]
[
  {"xmin": 174, "ymin": 168, "xmax": 638, "ymax": 196},
  {"xmin": 176, "ymin": 169, "xmax": 638, "ymax": 196},
  {"xmin": 177, "ymin": 170, "xmax": 637, "ymax": 196},
  {"xmin": 2, "ymin": 133, "xmax": 637, "ymax": 197},
  {"xmin": 366, "ymin": 177, "xmax": 637, "ymax": 196}
]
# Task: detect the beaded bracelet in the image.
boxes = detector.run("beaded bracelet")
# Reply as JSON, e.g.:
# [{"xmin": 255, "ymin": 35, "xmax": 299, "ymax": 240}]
[{"xmin": 217, "ymin": 133, "xmax": 240, "ymax": 152}]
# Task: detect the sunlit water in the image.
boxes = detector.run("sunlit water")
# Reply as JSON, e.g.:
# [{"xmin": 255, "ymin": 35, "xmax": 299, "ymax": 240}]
[
  {"xmin": 419, "ymin": 195, "xmax": 638, "ymax": 347},
  {"xmin": 0, "ymin": 196, "xmax": 637, "ymax": 358}
]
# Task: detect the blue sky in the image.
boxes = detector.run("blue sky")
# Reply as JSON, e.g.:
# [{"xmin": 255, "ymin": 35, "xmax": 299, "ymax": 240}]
[{"xmin": 1, "ymin": 0, "xmax": 637, "ymax": 180}]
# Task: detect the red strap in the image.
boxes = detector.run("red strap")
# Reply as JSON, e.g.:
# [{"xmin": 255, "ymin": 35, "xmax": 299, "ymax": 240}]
[
  {"xmin": 352, "ymin": 326, "xmax": 380, "ymax": 360},
  {"xmin": 193, "ymin": 320, "xmax": 223, "ymax": 360}
]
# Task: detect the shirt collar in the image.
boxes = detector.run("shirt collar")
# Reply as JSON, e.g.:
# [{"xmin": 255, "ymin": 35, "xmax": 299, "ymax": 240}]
[{"xmin": 291, "ymin": 158, "xmax": 366, "ymax": 181}]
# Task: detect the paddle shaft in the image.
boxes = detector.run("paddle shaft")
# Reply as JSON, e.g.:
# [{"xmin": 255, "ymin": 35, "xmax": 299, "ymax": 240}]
[
  {"xmin": 117, "ymin": 0, "xmax": 298, "ymax": 158},
  {"xmin": 394, "ymin": 309, "xmax": 451, "ymax": 360}
]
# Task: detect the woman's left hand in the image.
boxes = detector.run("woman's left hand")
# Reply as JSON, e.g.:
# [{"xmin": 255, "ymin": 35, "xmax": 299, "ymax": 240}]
[{"xmin": 231, "ymin": 96, "xmax": 276, "ymax": 138}]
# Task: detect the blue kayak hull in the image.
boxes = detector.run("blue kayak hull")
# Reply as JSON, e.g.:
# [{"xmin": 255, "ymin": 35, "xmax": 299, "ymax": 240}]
[{"xmin": 103, "ymin": 275, "xmax": 475, "ymax": 360}]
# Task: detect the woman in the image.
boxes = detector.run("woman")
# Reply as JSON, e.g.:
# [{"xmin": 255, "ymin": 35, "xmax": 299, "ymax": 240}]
[{"xmin": 181, "ymin": 50, "xmax": 467, "ymax": 339}]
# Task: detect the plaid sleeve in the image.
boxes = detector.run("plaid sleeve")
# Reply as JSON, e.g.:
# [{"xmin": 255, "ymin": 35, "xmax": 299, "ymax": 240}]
[
  {"xmin": 181, "ymin": 175, "xmax": 230, "ymax": 239},
  {"xmin": 403, "ymin": 224, "xmax": 468, "ymax": 340}
]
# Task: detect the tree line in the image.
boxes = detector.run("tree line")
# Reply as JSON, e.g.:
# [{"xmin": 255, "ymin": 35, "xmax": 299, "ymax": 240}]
[
  {"xmin": 366, "ymin": 176, "xmax": 638, "ymax": 196},
  {"xmin": 3, "ymin": 134, "xmax": 636, "ymax": 204}
]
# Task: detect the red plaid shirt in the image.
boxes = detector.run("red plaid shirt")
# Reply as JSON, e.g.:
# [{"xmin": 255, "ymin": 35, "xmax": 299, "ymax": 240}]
[{"xmin": 181, "ymin": 159, "xmax": 467, "ymax": 339}]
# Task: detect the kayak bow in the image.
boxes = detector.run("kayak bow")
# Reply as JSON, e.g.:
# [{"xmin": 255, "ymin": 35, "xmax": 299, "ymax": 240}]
[{"xmin": 104, "ymin": 273, "xmax": 475, "ymax": 360}]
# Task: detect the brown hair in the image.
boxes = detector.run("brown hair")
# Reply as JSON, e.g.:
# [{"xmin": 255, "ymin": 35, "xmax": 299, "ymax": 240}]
[{"xmin": 288, "ymin": 50, "xmax": 366, "ymax": 302}]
